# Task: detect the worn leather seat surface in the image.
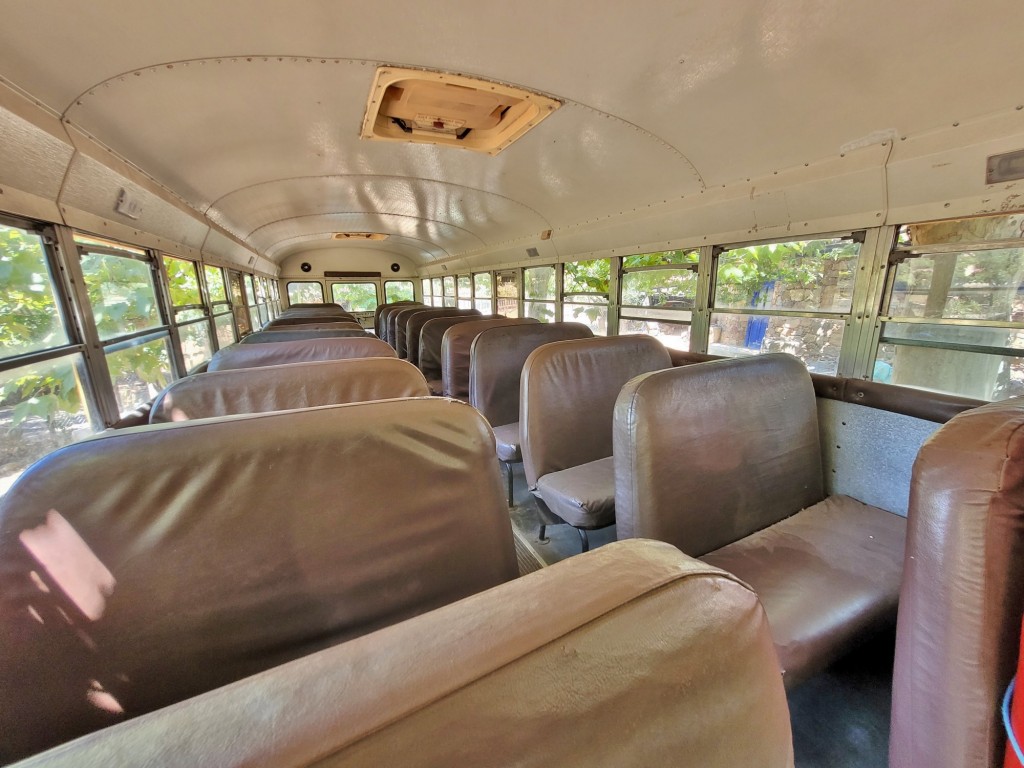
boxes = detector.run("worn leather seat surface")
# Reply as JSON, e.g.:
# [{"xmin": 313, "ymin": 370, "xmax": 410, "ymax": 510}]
[
  {"xmin": 0, "ymin": 398, "xmax": 516, "ymax": 763},
  {"xmin": 613, "ymin": 353, "xmax": 906, "ymax": 689},
  {"xmin": 890, "ymin": 397, "xmax": 1024, "ymax": 768},
  {"xmin": 208, "ymin": 337, "xmax": 395, "ymax": 371},
  {"xmin": 374, "ymin": 300, "xmax": 419, "ymax": 339},
  {"xmin": 536, "ymin": 455, "xmax": 617, "ymax": 528},
  {"xmin": 10, "ymin": 541, "xmax": 794, "ymax": 768},
  {"xmin": 385, "ymin": 303, "xmax": 426, "ymax": 346},
  {"xmin": 150, "ymin": 358, "xmax": 429, "ymax": 422},
  {"xmin": 241, "ymin": 328, "xmax": 368, "ymax": 344},
  {"xmin": 442, "ymin": 318, "xmax": 542, "ymax": 399},
  {"xmin": 418, "ymin": 314, "xmax": 502, "ymax": 386},
  {"xmin": 491, "ymin": 422, "xmax": 522, "ymax": 462},
  {"xmin": 702, "ymin": 494, "xmax": 905, "ymax": 688},
  {"xmin": 403, "ymin": 308, "xmax": 481, "ymax": 363},
  {"xmin": 469, "ymin": 322, "xmax": 594, "ymax": 429}
]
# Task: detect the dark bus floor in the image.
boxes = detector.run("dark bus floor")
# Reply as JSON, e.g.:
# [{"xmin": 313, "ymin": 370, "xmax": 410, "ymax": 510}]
[{"xmin": 506, "ymin": 462, "xmax": 894, "ymax": 768}]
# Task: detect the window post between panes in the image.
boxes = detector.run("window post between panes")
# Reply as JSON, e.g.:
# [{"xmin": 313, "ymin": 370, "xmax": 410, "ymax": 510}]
[
  {"xmin": 154, "ymin": 254, "xmax": 188, "ymax": 379},
  {"xmin": 54, "ymin": 228, "xmax": 130, "ymax": 426}
]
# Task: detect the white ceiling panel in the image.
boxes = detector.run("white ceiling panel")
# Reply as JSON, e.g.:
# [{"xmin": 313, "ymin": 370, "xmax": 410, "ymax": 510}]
[{"xmin": 1, "ymin": 0, "xmax": 1024, "ymax": 266}]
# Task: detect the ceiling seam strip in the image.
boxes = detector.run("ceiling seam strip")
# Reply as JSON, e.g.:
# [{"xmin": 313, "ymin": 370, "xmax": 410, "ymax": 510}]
[
  {"xmin": 206, "ymin": 174, "xmax": 553, "ymax": 229},
  {"xmin": 246, "ymin": 211, "xmax": 489, "ymax": 246},
  {"xmin": 265, "ymin": 231, "xmax": 449, "ymax": 261}
]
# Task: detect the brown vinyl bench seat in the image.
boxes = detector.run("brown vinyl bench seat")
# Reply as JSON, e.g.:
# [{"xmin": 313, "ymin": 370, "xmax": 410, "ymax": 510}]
[
  {"xmin": 374, "ymin": 300, "xmax": 419, "ymax": 339},
  {"xmin": 402, "ymin": 308, "xmax": 481, "ymax": 362},
  {"xmin": 890, "ymin": 397, "xmax": 1024, "ymax": 768},
  {"xmin": 614, "ymin": 353, "xmax": 906, "ymax": 688},
  {"xmin": 441, "ymin": 318, "xmax": 540, "ymax": 400},
  {"xmin": 0, "ymin": 398, "xmax": 516, "ymax": 763},
  {"xmin": 149, "ymin": 358, "xmax": 430, "ymax": 422},
  {"xmin": 7, "ymin": 541, "xmax": 793, "ymax": 768},
  {"xmin": 469, "ymin": 322, "xmax": 594, "ymax": 504},
  {"xmin": 418, "ymin": 314, "xmax": 502, "ymax": 394},
  {"xmin": 241, "ymin": 328, "xmax": 368, "ymax": 344},
  {"xmin": 208, "ymin": 336, "xmax": 395, "ymax": 371},
  {"xmin": 521, "ymin": 335, "xmax": 672, "ymax": 549}
]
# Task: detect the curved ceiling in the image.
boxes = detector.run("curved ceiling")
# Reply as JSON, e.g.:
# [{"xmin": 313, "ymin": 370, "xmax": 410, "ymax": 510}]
[{"xmin": 1, "ymin": 0, "xmax": 1023, "ymax": 266}]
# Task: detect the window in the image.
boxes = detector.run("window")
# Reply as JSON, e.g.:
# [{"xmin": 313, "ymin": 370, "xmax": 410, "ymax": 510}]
[
  {"xmin": 386, "ymin": 280, "xmax": 415, "ymax": 303},
  {"xmin": 0, "ymin": 220, "xmax": 97, "ymax": 493},
  {"xmin": 563, "ymin": 258, "xmax": 610, "ymax": 335},
  {"xmin": 332, "ymin": 282, "xmax": 379, "ymax": 312},
  {"xmin": 495, "ymin": 270, "xmax": 519, "ymax": 318},
  {"xmin": 620, "ymin": 249, "xmax": 699, "ymax": 350},
  {"xmin": 78, "ymin": 236, "xmax": 173, "ymax": 416},
  {"xmin": 163, "ymin": 256, "xmax": 213, "ymax": 372},
  {"xmin": 421, "ymin": 278, "xmax": 432, "ymax": 306},
  {"xmin": 204, "ymin": 265, "xmax": 236, "ymax": 349},
  {"xmin": 457, "ymin": 275, "xmax": 473, "ymax": 309},
  {"xmin": 524, "ymin": 266, "xmax": 556, "ymax": 322},
  {"xmin": 227, "ymin": 270, "xmax": 252, "ymax": 337},
  {"xmin": 431, "ymin": 277, "xmax": 443, "ymax": 308},
  {"xmin": 443, "ymin": 275, "xmax": 456, "ymax": 308},
  {"xmin": 874, "ymin": 213, "xmax": 1024, "ymax": 400},
  {"xmin": 286, "ymin": 280, "xmax": 324, "ymax": 305},
  {"xmin": 709, "ymin": 237, "xmax": 859, "ymax": 375},
  {"xmin": 253, "ymin": 276, "xmax": 270, "ymax": 327},
  {"xmin": 473, "ymin": 272, "xmax": 493, "ymax": 314}
]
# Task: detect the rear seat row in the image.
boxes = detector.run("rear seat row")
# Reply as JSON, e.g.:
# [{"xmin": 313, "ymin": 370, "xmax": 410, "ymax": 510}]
[{"xmin": 1, "ymin": 316, "xmax": 1022, "ymax": 767}]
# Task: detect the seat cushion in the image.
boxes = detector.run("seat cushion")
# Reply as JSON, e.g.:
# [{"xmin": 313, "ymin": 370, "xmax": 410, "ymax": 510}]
[
  {"xmin": 701, "ymin": 494, "xmax": 906, "ymax": 689},
  {"xmin": 536, "ymin": 456, "xmax": 616, "ymax": 528},
  {"xmin": 492, "ymin": 422, "xmax": 522, "ymax": 463}
]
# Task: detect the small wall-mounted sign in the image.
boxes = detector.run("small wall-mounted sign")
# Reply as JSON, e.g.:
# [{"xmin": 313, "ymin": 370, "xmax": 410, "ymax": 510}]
[
  {"xmin": 987, "ymin": 149, "xmax": 1024, "ymax": 185},
  {"xmin": 114, "ymin": 188, "xmax": 142, "ymax": 220}
]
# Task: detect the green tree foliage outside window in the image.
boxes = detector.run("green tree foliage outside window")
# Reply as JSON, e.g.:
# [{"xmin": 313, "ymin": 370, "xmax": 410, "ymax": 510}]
[
  {"xmin": 81, "ymin": 249, "xmax": 170, "ymax": 413},
  {"xmin": 332, "ymin": 282, "xmax": 378, "ymax": 311},
  {"xmin": 0, "ymin": 226, "xmax": 80, "ymax": 431},
  {"xmin": 386, "ymin": 281, "xmax": 414, "ymax": 302},
  {"xmin": 715, "ymin": 240, "xmax": 859, "ymax": 311}
]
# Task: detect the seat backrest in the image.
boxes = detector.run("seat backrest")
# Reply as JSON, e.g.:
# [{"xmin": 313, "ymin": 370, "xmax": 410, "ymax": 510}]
[
  {"xmin": 240, "ymin": 328, "xmax": 368, "ymax": 344},
  {"xmin": 442, "ymin": 318, "xmax": 540, "ymax": 399},
  {"xmin": 149, "ymin": 358, "xmax": 429, "ymax": 423},
  {"xmin": 403, "ymin": 308, "xmax": 482, "ymax": 363},
  {"xmin": 286, "ymin": 302, "xmax": 344, "ymax": 310},
  {"xmin": 613, "ymin": 353, "xmax": 824, "ymax": 555},
  {"xmin": 11, "ymin": 540, "xmax": 794, "ymax": 768},
  {"xmin": 262, "ymin": 321, "xmax": 363, "ymax": 331},
  {"xmin": 375, "ymin": 300, "xmax": 419, "ymax": 338},
  {"xmin": 385, "ymin": 303, "xmax": 426, "ymax": 346},
  {"xmin": 392, "ymin": 306, "xmax": 467, "ymax": 359},
  {"xmin": 0, "ymin": 398, "xmax": 516, "ymax": 763},
  {"xmin": 889, "ymin": 398, "xmax": 1024, "ymax": 768},
  {"xmin": 208, "ymin": 337, "xmax": 395, "ymax": 371},
  {"xmin": 469, "ymin": 322, "xmax": 594, "ymax": 427},
  {"xmin": 520, "ymin": 335, "xmax": 671, "ymax": 488},
  {"xmin": 273, "ymin": 311, "xmax": 356, "ymax": 323},
  {"xmin": 418, "ymin": 314, "xmax": 502, "ymax": 381}
]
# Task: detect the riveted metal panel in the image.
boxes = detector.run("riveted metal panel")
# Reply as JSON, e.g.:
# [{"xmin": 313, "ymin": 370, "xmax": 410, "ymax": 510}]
[{"xmin": 818, "ymin": 398, "xmax": 940, "ymax": 517}]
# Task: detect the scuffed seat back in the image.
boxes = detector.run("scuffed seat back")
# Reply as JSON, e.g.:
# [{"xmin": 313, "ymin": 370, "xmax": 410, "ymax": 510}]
[
  {"xmin": 375, "ymin": 300, "xmax": 420, "ymax": 339},
  {"xmin": 469, "ymin": 322, "xmax": 594, "ymax": 429},
  {"xmin": 263, "ymin": 320, "xmax": 362, "ymax": 331},
  {"xmin": 241, "ymin": 328, "xmax": 368, "ymax": 343},
  {"xmin": 441, "ymin": 317, "xmax": 540, "ymax": 399},
  {"xmin": 149, "ymin": 358, "xmax": 430, "ymax": 423},
  {"xmin": 890, "ymin": 397, "xmax": 1024, "ymax": 768},
  {"xmin": 11, "ymin": 541, "xmax": 794, "ymax": 768},
  {"xmin": 0, "ymin": 399, "xmax": 516, "ymax": 763},
  {"xmin": 521, "ymin": 335, "xmax": 671, "ymax": 489},
  {"xmin": 385, "ymin": 303, "xmax": 425, "ymax": 346},
  {"xmin": 402, "ymin": 308, "xmax": 481, "ymax": 362},
  {"xmin": 208, "ymin": 337, "xmax": 395, "ymax": 371},
  {"xmin": 418, "ymin": 314, "xmax": 502, "ymax": 390},
  {"xmin": 614, "ymin": 353, "xmax": 824, "ymax": 551},
  {"xmin": 614, "ymin": 354, "xmax": 906, "ymax": 688}
]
